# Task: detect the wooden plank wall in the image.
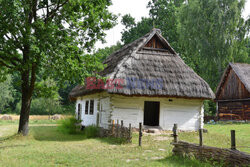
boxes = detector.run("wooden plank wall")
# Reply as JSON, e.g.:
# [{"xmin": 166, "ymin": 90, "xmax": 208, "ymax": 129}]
[
  {"xmin": 218, "ymin": 101, "xmax": 250, "ymax": 120},
  {"xmin": 145, "ymin": 35, "xmax": 165, "ymax": 49},
  {"xmin": 217, "ymin": 69, "xmax": 250, "ymax": 100}
]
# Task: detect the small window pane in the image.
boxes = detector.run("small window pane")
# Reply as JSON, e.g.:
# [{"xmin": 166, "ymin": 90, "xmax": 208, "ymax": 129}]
[
  {"xmin": 90, "ymin": 100, "xmax": 94, "ymax": 115},
  {"xmin": 85, "ymin": 101, "xmax": 89, "ymax": 114}
]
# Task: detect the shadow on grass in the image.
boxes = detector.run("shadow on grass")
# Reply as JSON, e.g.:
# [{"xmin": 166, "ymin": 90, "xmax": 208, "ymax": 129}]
[
  {"xmin": 0, "ymin": 144, "xmax": 27, "ymax": 149},
  {"xmin": 31, "ymin": 125, "xmax": 127, "ymax": 145},
  {"xmin": 96, "ymin": 137, "xmax": 128, "ymax": 145},
  {"xmin": 0, "ymin": 133, "xmax": 18, "ymax": 142},
  {"xmin": 31, "ymin": 126, "xmax": 87, "ymax": 142},
  {"xmin": 156, "ymin": 155, "xmax": 213, "ymax": 167}
]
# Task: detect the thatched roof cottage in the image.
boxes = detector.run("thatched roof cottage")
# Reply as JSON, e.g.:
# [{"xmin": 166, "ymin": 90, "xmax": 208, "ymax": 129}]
[
  {"xmin": 215, "ymin": 63, "xmax": 250, "ymax": 121},
  {"xmin": 69, "ymin": 28, "xmax": 215, "ymax": 130}
]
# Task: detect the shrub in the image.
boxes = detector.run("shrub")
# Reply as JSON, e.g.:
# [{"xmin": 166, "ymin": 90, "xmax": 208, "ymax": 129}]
[
  {"xmin": 57, "ymin": 117, "xmax": 81, "ymax": 134},
  {"xmin": 83, "ymin": 126, "xmax": 100, "ymax": 138},
  {"xmin": 16, "ymin": 98, "xmax": 63, "ymax": 115}
]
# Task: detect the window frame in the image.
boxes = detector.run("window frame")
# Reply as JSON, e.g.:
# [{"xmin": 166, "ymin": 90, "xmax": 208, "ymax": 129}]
[
  {"xmin": 84, "ymin": 99, "xmax": 94, "ymax": 115},
  {"xmin": 85, "ymin": 100, "xmax": 89, "ymax": 115},
  {"xmin": 89, "ymin": 100, "xmax": 94, "ymax": 115}
]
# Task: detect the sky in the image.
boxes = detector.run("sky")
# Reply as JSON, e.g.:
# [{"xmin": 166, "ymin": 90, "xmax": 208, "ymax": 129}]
[{"xmin": 95, "ymin": 0, "xmax": 250, "ymax": 50}]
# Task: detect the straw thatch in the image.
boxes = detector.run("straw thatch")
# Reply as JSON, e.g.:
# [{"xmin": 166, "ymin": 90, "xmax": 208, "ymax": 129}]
[
  {"xmin": 216, "ymin": 63, "xmax": 250, "ymax": 96},
  {"xmin": 69, "ymin": 28, "xmax": 215, "ymax": 100}
]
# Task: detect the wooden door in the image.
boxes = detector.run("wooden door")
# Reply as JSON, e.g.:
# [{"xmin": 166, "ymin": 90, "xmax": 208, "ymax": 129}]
[{"xmin": 144, "ymin": 101, "xmax": 160, "ymax": 126}]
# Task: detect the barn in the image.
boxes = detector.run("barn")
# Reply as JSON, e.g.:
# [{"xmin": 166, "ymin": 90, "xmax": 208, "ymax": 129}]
[
  {"xmin": 215, "ymin": 63, "xmax": 250, "ymax": 121},
  {"xmin": 69, "ymin": 28, "xmax": 215, "ymax": 131}
]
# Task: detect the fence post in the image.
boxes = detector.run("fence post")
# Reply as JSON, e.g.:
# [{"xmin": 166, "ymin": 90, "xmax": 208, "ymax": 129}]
[
  {"xmin": 129, "ymin": 123, "xmax": 132, "ymax": 143},
  {"xmin": 121, "ymin": 120, "xmax": 124, "ymax": 138},
  {"xmin": 116, "ymin": 119, "xmax": 119, "ymax": 138},
  {"xmin": 231, "ymin": 130, "xmax": 236, "ymax": 150},
  {"xmin": 199, "ymin": 128, "xmax": 203, "ymax": 146},
  {"xmin": 112, "ymin": 120, "xmax": 115, "ymax": 137},
  {"xmin": 173, "ymin": 124, "xmax": 178, "ymax": 143},
  {"xmin": 139, "ymin": 122, "xmax": 142, "ymax": 146}
]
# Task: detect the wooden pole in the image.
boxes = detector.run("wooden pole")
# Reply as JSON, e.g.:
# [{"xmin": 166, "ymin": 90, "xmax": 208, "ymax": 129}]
[
  {"xmin": 139, "ymin": 122, "xmax": 142, "ymax": 146},
  {"xmin": 173, "ymin": 124, "xmax": 178, "ymax": 143},
  {"xmin": 112, "ymin": 120, "xmax": 115, "ymax": 137},
  {"xmin": 199, "ymin": 128, "xmax": 203, "ymax": 146},
  {"xmin": 121, "ymin": 120, "xmax": 123, "ymax": 138},
  {"xmin": 231, "ymin": 130, "xmax": 236, "ymax": 150},
  {"xmin": 116, "ymin": 119, "xmax": 119, "ymax": 138},
  {"xmin": 129, "ymin": 123, "xmax": 132, "ymax": 143}
]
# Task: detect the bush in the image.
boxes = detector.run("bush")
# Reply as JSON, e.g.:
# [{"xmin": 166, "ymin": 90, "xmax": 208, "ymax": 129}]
[
  {"xmin": 57, "ymin": 117, "xmax": 81, "ymax": 134},
  {"xmin": 16, "ymin": 98, "xmax": 63, "ymax": 115},
  {"xmin": 83, "ymin": 126, "xmax": 100, "ymax": 138}
]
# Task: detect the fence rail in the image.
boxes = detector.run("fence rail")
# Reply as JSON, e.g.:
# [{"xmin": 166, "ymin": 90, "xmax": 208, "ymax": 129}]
[{"xmin": 171, "ymin": 124, "xmax": 250, "ymax": 166}]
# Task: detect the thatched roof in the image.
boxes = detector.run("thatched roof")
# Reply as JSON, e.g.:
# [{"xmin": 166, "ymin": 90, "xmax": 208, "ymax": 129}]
[
  {"xmin": 69, "ymin": 28, "xmax": 215, "ymax": 100},
  {"xmin": 216, "ymin": 63, "xmax": 250, "ymax": 96}
]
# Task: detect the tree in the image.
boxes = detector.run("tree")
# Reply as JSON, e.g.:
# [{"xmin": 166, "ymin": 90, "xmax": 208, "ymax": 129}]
[
  {"xmin": 121, "ymin": 0, "xmax": 184, "ymax": 49},
  {"xmin": 0, "ymin": 0, "xmax": 116, "ymax": 135},
  {"xmin": 93, "ymin": 42, "xmax": 122, "ymax": 61},
  {"xmin": 121, "ymin": 15, "xmax": 153, "ymax": 45},
  {"xmin": 0, "ymin": 75, "xmax": 14, "ymax": 113},
  {"xmin": 178, "ymin": 0, "xmax": 248, "ymax": 89},
  {"xmin": 148, "ymin": 0, "xmax": 184, "ymax": 52}
]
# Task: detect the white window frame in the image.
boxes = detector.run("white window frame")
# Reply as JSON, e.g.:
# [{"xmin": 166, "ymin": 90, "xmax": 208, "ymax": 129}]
[{"xmin": 85, "ymin": 99, "xmax": 94, "ymax": 115}]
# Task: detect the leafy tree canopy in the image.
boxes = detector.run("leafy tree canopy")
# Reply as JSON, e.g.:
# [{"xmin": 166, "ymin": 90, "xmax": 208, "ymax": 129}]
[
  {"xmin": 0, "ymin": 75, "xmax": 15, "ymax": 113},
  {"xmin": 0, "ymin": 0, "xmax": 116, "ymax": 135}
]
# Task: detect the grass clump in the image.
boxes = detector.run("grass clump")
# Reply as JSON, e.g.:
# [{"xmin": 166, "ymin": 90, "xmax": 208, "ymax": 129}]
[
  {"xmin": 57, "ymin": 117, "xmax": 81, "ymax": 134},
  {"xmin": 83, "ymin": 125, "xmax": 100, "ymax": 138}
]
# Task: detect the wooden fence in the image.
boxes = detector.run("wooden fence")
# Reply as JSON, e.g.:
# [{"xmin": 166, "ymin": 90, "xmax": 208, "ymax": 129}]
[
  {"xmin": 99, "ymin": 120, "xmax": 132, "ymax": 143},
  {"xmin": 171, "ymin": 124, "xmax": 250, "ymax": 166}
]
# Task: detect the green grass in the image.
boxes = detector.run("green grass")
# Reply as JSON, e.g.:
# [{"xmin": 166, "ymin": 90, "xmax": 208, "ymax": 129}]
[{"xmin": 0, "ymin": 121, "xmax": 249, "ymax": 167}]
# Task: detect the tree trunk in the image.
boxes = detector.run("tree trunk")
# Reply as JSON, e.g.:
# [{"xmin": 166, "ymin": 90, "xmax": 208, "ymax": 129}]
[
  {"xmin": 18, "ymin": 93, "xmax": 32, "ymax": 136},
  {"xmin": 18, "ymin": 70, "xmax": 32, "ymax": 136},
  {"xmin": 18, "ymin": 62, "xmax": 36, "ymax": 136}
]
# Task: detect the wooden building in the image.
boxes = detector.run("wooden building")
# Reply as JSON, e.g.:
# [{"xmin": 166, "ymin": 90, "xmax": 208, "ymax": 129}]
[
  {"xmin": 69, "ymin": 28, "xmax": 215, "ymax": 131},
  {"xmin": 215, "ymin": 63, "xmax": 250, "ymax": 121}
]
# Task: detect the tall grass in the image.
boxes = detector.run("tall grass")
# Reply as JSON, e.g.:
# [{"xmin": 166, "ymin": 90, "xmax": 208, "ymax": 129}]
[
  {"xmin": 57, "ymin": 117, "xmax": 100, "ymax": 138},
  {"xmin": 57, "ymin": 117, "xmax": 81, "ymax": 134}
]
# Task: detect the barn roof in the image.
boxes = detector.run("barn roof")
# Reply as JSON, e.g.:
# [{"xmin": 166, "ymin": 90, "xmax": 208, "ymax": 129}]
[
  {"xmin": 69, "ymin": 28, "xmax": 215, "ymax": 100},
  {"xmin": 216, "ymin": 63, "xmax": 250, "ymax": 97}
]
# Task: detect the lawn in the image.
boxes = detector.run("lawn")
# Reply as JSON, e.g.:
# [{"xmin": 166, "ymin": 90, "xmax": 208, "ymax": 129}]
[{"xmin": 0, "ymin": 120, "xmax": 249, "ymax": 167}]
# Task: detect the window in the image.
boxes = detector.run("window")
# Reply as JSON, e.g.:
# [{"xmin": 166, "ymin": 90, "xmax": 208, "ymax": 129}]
[
  {"xmin": 89, "ymin": 100, "xmax": 94, "ymax": 115},
  {"xmin": 77, "ymin": 103, "xmax": 81, "ymax": 120},
  {"xmin": 84, "ymin": 100, "xmax": 95, "ymax": 115},
  {"xmin": 85, "ymin": 101, "xmax": 89, "ymax": 114}
]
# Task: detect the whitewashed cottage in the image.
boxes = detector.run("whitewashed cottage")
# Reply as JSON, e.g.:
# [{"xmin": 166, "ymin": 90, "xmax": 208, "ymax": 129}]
[{"xmin": 69, "ymin": 29, "xmax": 215, "ymax": 131}]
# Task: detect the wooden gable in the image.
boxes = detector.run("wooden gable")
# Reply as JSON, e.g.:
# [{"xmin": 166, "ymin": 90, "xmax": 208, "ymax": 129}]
[
  {"xmin": 217, "ymin": 67, "xmax": 250, "ymax": 100},
  {"xmin": 142, "ymin": 34, "xmax": 175, "ymax": 54},
  {"xmin": 145, "ymin": 35, "xmax": 167, "ymax": 49}
]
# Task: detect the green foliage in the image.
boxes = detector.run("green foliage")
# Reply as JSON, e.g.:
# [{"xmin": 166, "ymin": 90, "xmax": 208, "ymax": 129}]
[
  {"xmin": 0, "ymin": 75, "xmax": 15, "ymax": 113},
  {"xmin": 121, "ymin": 14, "xmax": 136, "ymax": 29},
  {"xmin": 34, "ymin": 78, "xmax": 60, "ymax": 100},
  {"xmin": 16, "ymin": 98, "xmax": 62, "ymax": 115},
  {"xmin": 83, "ymin": 125, "xmax": 100, "ymax": 138},
  {"xmin": 148, "ymin": 0, "xmax": 184, "ymax": 52},
  {"xmin": 204, "ymin": 100, "xmax": 216, "ymax": 116},
  {"xmin": 178, "ymin": 0, "xmax": 248, "ymax": 89},
  {"xmin": 121, "ymin": 16, "xmax": 153, "ymax": 45},
  {"xmin": 120, "ymin": 0, "xmax": 249, "ymax": 116},
  {"xmin": 57, "ymin": 117, "xmax": 81, "ymax": 134},
  {"xmin": 93, "ymin": 42, "xmax": 122, "ymax": 61},
  {"xmin": 0, "ymin": 0, "xmax": 117, "ymax": 134}
]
